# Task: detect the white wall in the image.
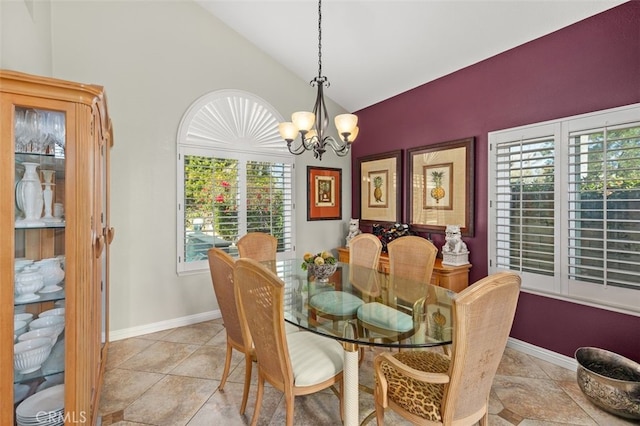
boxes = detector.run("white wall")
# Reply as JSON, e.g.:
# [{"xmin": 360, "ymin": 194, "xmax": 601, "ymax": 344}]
[
  {"xmin": 0, "ymin": 0, "xmax": 52, "ymax": 75},
  {"xmin": 3, "ymin": 0, "xmax": 352, "ymax": 337}
]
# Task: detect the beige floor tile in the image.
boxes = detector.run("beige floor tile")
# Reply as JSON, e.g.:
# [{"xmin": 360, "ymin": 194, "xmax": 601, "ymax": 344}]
[
  {"xmin": 98, "ymin": 368, "xmax": 164, "ymax": 415},
  {"xmin": 136, "ymin": 328, "xmax": 174, "ymax": 341},
  {"xmin": 556, "ymin": 379, "xmax": 639, "ymax": 426},
  {"xmin": 159, "ymin": 321, "xmax": 225, "ymax": 345},
  {"xmin": 106, "ymin": 337, "xmax": 156, "ymax": 370},
  {"xmin": 492, "ymin": 375, "xmax": 597, "ymax": 425},
  {"xmin": 170, "ymin": 345, "xmax": 237, "ymax": 380},
  {"xmin": 204, "ymin": 327, "xmax": 229, "ymax": 346},
  {"xmin": 187, "ymin": 380, "xmax": 283, "ymax": 426},
  {"xmin": 497, "ymin": 347, "xmax": 550, "ymax": 379},
  {"xmin": 124, "ymin": 374, "xmax": 216, "ymax": 425},
  {"xmin": 117, "ymin": 340, "xmax": 201, "ymax": 374}
]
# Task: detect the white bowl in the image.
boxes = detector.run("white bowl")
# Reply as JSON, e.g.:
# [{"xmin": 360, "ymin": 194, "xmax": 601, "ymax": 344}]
[
  {"xmin": 14, "ymin": 312, "xmax": 34, "ymax": 325},
  {"xmin": 39, "ymin": 308, "xmax": 65, "ymax": 318},
  {"xmin": 14, "ymin": 266, "xmax": 44, "ymax": 303},
  {"xmin": 29, "ymin": 316, "xmax": 65, "ymax": 337},
  {"xmin": 14, "ymin": 338, "xmax": 53, "ymax": 374},
  {"xmin": 18, "ymin": 328, "xmax": 58, "ymax": 346},
  {"xmin": 14, "ymin": 320, "xmax": 28, "ymax": 337}
]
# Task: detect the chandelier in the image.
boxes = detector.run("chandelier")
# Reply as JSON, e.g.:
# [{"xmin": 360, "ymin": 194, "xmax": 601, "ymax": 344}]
[{"xmin": 278, "ymin": 0, "xmax": 359, "ymax": 161}]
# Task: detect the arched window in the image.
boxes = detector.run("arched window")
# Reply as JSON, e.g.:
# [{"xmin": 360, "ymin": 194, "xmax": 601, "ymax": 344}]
[{"xmin": 176, "ymin": 89, "xmax": 294, "ymax": 274}]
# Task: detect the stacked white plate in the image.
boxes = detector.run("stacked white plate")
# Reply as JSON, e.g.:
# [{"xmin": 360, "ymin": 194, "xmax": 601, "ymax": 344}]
[{"xmin": 16, "ymin": 384, "xmax": 64, "ymax": 426}]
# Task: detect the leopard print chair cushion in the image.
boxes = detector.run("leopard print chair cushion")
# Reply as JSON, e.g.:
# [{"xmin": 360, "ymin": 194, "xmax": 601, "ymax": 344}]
[{"xmin": 379, "ymin": 350, "xmax": 450, "ymax": 421}]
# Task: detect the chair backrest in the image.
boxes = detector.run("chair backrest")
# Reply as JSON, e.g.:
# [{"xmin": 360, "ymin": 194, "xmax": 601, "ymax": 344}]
[
  {"xmin": 234, "ymin": 257, "xmax": 293, "ymax": 389},
  {"xmin": 387, "ymin": 236, "xmax": 438, "ymax": 305},
  {"xmin": 349, "ymin": 233, "xmax": 382, "ymax": 269},
  {"xmin": 443, "ymin": 272, "xmax": 521, "ymax": 424},
  {"xmin": 237, "ymin": 232, "xmax": 277, "ymax": 262},
  {"xmin": 348, "ymin": 233, "xmax": 383, "ymax": 297},
  {"xmin": 207, "ymin": 248, "xmax": 249, "ymax": 351}
]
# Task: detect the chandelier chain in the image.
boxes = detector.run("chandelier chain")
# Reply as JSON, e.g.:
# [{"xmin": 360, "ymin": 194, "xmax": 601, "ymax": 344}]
[{"xmin": 317, "ymin": 0, "xmax": 322, "ymax": 78}]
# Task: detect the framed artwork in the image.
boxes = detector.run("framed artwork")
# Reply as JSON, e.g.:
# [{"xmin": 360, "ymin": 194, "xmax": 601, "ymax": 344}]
[
  {"xmin": 307, "ymin": 166, "xmax": 342, "ymax": 221},
  {"xmin": 358, "ymin": 150, "xmax": 402, "ymax": 225},
  {"xmin": 407, "ymin": 137, "xmax": 475, "ymax": 236}
]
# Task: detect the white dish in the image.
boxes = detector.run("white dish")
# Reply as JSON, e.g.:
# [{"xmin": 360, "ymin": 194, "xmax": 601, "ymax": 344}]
[
  {"xmin": 19, "ymin": 328, "xmax": 58, "ymax": 346},
  {"xmin": 39, "ymin": 308, "xmax": 65, "ymax": 318},
  {"xmin": 15, "ymin": 312, "xmax": 34, "ymax": 324},
  {"xmin": 29, "ymin": 315, "xmax": 65, "ymax": 331},
  {"xmin": 38, "ymin": 284, "xmax": 63, "ymax": 294},
  {"xmin": 16, "ymin": 384, "xmax": 64, "ymax": 419}
]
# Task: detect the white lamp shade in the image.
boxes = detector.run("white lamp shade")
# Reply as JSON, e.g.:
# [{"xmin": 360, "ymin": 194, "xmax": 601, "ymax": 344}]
[
  {"xmin": 291, "ymin": 111, "xmax": 315, "ymax": 132},
  {"xmin": 278, "ymin": 122, "xmax": 299, "ymax": 141},
  {"xmin": 305, "ymin": 129, "xmax": 318, "ymax": 141},
  {"xmin": 334, "ymin": 114, "xmax": 358, "ymax": 135},
  {"xmin": 347, "ymin": 126, "xmax": 359, "ymax": 143}
]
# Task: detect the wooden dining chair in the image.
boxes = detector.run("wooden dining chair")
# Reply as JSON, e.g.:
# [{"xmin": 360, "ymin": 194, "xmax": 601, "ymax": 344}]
[
  {"xmin": 234, "ymin": 258, "xmax": 344, "ymax": 426},
  {"xmin": 207, "ymin": 248, "xmax": 254, "ymax": 414},
  {"xmin": 373, "ymin": 272, "xmax": 521, "ymax": 425},
  {"xmin": 237, "ymin": 232, "xmax": 277, "ymax": 262},
  {"xmin": 308, "ymin": 233, "xmax": 382, "ymax": 325},
  {"xmin": 357, "ymin": 236, "xmax": 438, "ymax": 344}
]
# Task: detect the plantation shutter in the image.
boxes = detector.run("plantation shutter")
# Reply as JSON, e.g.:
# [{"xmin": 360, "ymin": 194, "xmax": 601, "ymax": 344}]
[
  {"xmin": 567, "ymin": 122, "xmax": 640, "ymax": 290},
  {"xmin": 246, "ymin": 161, "xmax": 294, "ymax": 252},
  {"xmin": 494, "ymin": 136, "xmax": 556, "ymax": 276}
]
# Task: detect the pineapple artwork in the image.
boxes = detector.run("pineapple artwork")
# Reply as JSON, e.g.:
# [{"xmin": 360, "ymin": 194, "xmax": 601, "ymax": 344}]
[
  {"xmin": 423, "ymin": 163, "xmax": 453, "ymax": 210},
  {"xmin": 430, "ymin": 171, "xmax": 445, "ymax": 203},
  {"xmin": 373, "ymin": 176, "xmax": 383, "ymax": 202},
  {"xmin": 367, "ymin": 171, "xmax": 388, "ymax": 208}
]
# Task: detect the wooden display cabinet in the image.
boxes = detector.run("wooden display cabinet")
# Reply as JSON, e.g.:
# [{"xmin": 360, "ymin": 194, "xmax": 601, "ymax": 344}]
[
  {"xmin": 337, "ymin": 246, "xmax": 471, "ymax": 293},
  {"xmin": 1, "ymin": 70, "xmax": 114, "ymax": 425}
]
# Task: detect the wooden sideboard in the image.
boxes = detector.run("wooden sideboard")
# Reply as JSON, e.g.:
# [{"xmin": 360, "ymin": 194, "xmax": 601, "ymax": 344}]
[{"xmin": 337, "ymin": 247, "xmax": 471, "ymax": 293}]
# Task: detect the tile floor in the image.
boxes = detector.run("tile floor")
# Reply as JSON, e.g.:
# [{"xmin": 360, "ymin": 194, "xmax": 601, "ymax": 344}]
[{"xmin": 98, "ymin": 319, "xmax": 637, "ymax": 425}]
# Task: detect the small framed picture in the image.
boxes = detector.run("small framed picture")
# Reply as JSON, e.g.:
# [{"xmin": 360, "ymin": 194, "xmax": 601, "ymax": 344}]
[{"xmin": 307, "ymin": 166, "xmax": 342, "ymax": 221}]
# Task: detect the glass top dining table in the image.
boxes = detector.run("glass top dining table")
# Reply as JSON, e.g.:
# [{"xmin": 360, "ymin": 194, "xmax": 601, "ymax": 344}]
[{"xmin": 264, "ymin": 258, "xmax": 457, "ymax": 426}]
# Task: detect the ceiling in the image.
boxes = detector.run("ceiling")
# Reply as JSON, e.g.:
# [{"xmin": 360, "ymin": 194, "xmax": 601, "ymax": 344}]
[{"xmin": 197, "ymin": 0, "xmax": 626, "ymax": 112}]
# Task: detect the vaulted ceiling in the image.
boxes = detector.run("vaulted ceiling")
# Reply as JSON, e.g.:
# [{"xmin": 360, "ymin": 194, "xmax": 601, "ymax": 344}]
[{"xmin": 197, "ymin": 0, "xmax": 626, "ymax": 112}]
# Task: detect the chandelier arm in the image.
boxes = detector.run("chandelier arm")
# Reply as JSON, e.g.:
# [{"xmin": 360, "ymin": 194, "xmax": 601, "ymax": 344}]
[
  {"xmin": 287, "ymin": 134, "xmax": 317, "ymax": 156},
  {"xmin": 322, "ymin": 136, "xmax": 352, "ymax": 156}
]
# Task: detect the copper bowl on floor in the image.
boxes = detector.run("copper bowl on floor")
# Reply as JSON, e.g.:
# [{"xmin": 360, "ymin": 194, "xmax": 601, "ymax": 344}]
[{"xmin": 575, "ymin": 347, "xmax": 640, "ymax": 420}]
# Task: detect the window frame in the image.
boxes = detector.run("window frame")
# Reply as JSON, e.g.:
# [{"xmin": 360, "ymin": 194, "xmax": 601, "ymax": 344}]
[
  {"xmin": 176, "ymin": 90, "xmax": 295, "ymax": 275},
  {"xmin": 488, "ymin": 103, "xmax": 640, "ymax": 315}
]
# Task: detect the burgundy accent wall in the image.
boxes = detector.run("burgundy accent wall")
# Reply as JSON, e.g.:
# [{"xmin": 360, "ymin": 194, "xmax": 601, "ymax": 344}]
[{"xmin": 351, "ymin": 2, "xmax": 640, "ymax": 362}]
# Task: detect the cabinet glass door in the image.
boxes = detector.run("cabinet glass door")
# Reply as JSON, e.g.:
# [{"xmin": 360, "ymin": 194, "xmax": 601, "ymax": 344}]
[{"xmin": 13, "ymin": 105, "xmax": 67, "ymax": 419}]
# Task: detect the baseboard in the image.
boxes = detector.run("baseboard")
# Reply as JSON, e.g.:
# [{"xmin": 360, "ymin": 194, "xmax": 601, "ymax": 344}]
[
  {"xmin": 108, "ymin": 310, "xmax": 222, "ymax": 341},
  {"xmin": 507, "ymin": 337, "xmax": 578, "ymax": 371}
]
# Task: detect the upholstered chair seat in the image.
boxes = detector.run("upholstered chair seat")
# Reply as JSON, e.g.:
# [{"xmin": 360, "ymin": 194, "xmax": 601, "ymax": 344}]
[{"xmin": 356, "ymin": 302, "xmax": 414, "ymax": 336}]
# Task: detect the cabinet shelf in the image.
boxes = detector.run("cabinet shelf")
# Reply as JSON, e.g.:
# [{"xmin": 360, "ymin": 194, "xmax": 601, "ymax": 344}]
[
  {"xmin": 15, "ymin": 222, "xmax": 66, "ymax": 230},
  {"xmin": 14, "ymin": 288, "xmax": 65, "ymax": 307}
]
